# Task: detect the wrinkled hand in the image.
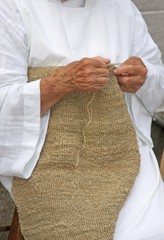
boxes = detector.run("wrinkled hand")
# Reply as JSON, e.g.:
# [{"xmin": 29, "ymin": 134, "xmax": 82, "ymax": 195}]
[
  {"xmin": 50, "ymin": 57, "xmax": 110, "ymax": 94},
  {"xmin": 114, "ymin": 57, "xmax": 148, "ymax": 93}
]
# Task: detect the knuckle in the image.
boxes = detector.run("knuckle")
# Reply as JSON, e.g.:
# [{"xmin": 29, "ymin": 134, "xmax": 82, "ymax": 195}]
[
  {"xmin": 120, "ymin": 77, "xmax": 129, "ymax": 85},
  {"xmin": 82, "ymin": 68, "xmax": 91, "ymax": 77},
  {"xmin": 105, "ymin": 69, "xmax": 110, "ymax": 77},
  {"xmin": 129, "ymin": 65, "xmax": 135, "ymax": 74},
  {"xmin": 93, "ymin": 86, "xmax": 102, "ymax": 91},
  {"xmin": 134, "ymin": 56, "xmax": 142, "ymax": 63},
  {"xmin": 136, "ymin": 77, "xmax": 144, "ymax": 86},
  {"xmin": 143, "ymin": 68, "xmax": 148, "ymax": 76},
  {"xmin": 80, "ymin": 58, "xmax": 90, "ymax": 66}
]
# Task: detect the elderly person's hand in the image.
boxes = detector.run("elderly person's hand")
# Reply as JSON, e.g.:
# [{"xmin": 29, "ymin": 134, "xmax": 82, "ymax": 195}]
[
  {"xmin": 40, "ymin": 57, "xmax": 110, "ymax": 114},
  {"xmin": 54, "ymin": 56, "xmax": 110, "ymax": 93},
  {"xmin": 114, "ymin": 57, "xmax": 147, "ymax": 93}
]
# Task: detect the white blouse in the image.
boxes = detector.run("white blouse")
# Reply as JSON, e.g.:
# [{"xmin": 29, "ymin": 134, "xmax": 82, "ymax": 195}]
[{"xmin": 0, "ymin": 0, "xmax": 164, "ymax": 239}]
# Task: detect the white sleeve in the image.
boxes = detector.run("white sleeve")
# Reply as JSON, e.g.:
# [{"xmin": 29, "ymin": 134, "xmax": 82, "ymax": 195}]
[
  {"xmin": 0, "ymin": 0, "xmax": 48, "ymax": 179},
  {"xmin": 130, "ymin": 3, "xmax": 164, "ymax": 113},
  {"xmin": 125, "ymin": 2, "xmax": 164, "ymax": 147}
]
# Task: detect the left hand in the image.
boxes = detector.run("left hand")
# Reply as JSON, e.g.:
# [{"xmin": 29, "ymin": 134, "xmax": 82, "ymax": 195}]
[{"xmin": 114, "ymin": 57, "xmax": 148, "ymax": 93}]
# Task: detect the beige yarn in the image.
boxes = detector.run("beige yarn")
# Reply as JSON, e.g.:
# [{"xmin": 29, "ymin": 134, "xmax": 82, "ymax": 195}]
[{"xmin": 12, "ymin": 65, "xmax": 140, "ymax": 240}]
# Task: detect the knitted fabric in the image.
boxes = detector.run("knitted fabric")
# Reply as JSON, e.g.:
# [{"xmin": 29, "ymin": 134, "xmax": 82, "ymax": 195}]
[{"xmin": 12, "ymin": 65, "xmax": 140, "ymax": 240}]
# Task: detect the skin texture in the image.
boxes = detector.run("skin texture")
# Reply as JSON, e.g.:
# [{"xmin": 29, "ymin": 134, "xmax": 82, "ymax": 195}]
[
  {"xmin": 114, "ymin": 56, "xmax": 148, "ymax": 93},
  {"xmin": 40, "ymin": 56, "xmax": 147, "ymax": 115}
]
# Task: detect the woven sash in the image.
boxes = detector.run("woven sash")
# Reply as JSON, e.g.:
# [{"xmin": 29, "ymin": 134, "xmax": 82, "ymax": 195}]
[{"xmin": 12, "ymin": 65, "xmax": 140, "ymax": 240}]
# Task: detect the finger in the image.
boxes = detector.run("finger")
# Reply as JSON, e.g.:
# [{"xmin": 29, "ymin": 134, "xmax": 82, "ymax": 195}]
[
  {"xmin": 114, "ymin": 64, "xmax": 145, "ymax": 76},
  {"xmin": 71, "ymin": 75, "xmax": 108, "ymax": 92},
  {"xmin": 74, "ymin": 68, "xmax": 109, "ymax": 79},
  {"xmin": 92, "ymin": 56, "xmax": 111, "ymax": 64},
  {"xmin": 75, "ymin": 76, "xmax": 108, "ymax": 86},
  {"xmin": 79, "ymin": 83, "xmax": 107, "ymax": 92},
  {"xmin": 92, "ymin": 76, "xmax": 109, "ymax": 85},
  {"xmin": 78, "ymin": 57, "xmax": 110, "ymax": 69},
  {"xmin": 117, "ymin": 75, "xmax": 144, "ymax": 88},
  {"xmin": 119, "ymin": 84, "xmax": 141, "ymax": 93}
]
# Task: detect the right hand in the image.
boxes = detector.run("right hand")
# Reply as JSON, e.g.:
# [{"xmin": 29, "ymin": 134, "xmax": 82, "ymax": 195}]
[
  {"xmin": 48, "ymin": 57, "xmax": 110, "ymax": 94},
  {"xmin": 40, "ymin": 57, "xmax": 110, "ymax": 115}
]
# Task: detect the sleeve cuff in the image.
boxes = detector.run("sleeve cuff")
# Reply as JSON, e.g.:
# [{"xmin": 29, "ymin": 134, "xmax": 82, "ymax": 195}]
[
  {"xmin": 12, "ymin": 80, "xmax": 42, "ymax": 178},
  {"xmin": 136, "ymin": 58, "xmax": 157, "ymax": 98}
]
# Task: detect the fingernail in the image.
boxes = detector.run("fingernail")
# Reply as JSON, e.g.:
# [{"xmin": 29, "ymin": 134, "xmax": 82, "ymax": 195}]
[
  {"xmin": 121, "ymin": 73, "xmax": 128, "ymax": 76},
  {"xmin": 114, "ymin": 69, "xmax": 118, "ymax": 74}
]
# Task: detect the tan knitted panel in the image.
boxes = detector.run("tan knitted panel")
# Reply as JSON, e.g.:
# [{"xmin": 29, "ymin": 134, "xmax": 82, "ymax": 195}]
[{"xmin": 12, "ymin": 65, "xmax": 140, "ymax": 240}]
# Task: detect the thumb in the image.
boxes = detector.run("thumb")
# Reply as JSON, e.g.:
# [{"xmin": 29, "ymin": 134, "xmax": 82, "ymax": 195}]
[{"xmin": 93, "ymin": 56, "xmax": 111, "ymax": 64}]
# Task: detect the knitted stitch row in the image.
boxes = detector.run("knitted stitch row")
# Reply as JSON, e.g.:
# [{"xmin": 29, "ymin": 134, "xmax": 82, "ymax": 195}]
[{"xmin": 13, "ymin": 65, "xmax": 140, "ymax": 240}]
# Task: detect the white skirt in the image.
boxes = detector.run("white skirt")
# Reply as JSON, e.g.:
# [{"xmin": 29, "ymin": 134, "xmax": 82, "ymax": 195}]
[{"xmin": 114, "ymin": 144, "xmax": 164, "ymax": 240}]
